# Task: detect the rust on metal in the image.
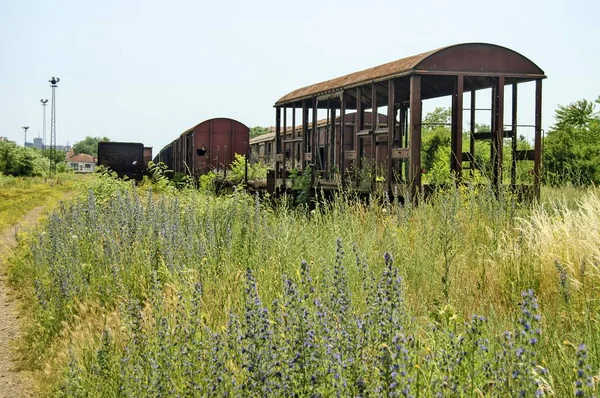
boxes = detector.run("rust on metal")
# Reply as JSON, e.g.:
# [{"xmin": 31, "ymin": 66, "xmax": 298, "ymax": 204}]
[
  {"xmin": 276, "ymin": 43, "xmax": 545, "ymax": 105},
  {"xmin": 267, "ymin": 42, "xmax": 546, "ymax": 198}
]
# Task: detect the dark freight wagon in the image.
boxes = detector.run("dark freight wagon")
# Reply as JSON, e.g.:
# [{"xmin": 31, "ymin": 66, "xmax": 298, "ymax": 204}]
[
  {"xmin": 155, "ymin": 118, "xmax": 249, "ymax": 177},
  {"xmin": 97, "ymin": 142, "xmax": 146, "ymax": 180}
]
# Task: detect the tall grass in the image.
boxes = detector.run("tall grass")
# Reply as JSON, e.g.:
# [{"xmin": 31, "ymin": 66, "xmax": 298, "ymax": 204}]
[
  {"xmin": 7, "ymin": 177, "xmax": 600, "ymax": 396},
  {"xmin": 0, "ymin": 173, "xmax": 85, "ymax": 231}
]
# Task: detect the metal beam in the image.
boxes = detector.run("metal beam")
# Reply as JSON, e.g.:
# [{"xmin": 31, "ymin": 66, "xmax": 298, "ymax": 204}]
[
  {"xmin": 451, "ymin": 75, "xmax": 464, "ymax": 176},
  {"xmin": 387, "ymin": 79, "xmax": 395, "ymax": 192},
  {"xmin": 275, "ymin": 107, "xmax": 281, "ymax": 179},
  {"xmin": 470, "ymin": 90, "xmax": 476, "ymax": 177},
  {"xmin": 409, "ymin": 75, "xmax": 422, "ymax": 196},
  {"xmin": 534, "ymin": 79, "xmax": 542, "ymax": 197},
  {"xmin": 356, "ymin": 87, "xmax": 363, "ymax": 174},
  {"xmin": 494, "ymin": 76, "xmax": 505, "ymax": 188},
  {"xmin": 312, "ymin": 97, "xmax": 318, "ymax": 170},
  {"xmin": 371, "ymin": 83, "xmax": 377, "ymax": 189},
  {"xmin": 331, "ymin": 107, "xmax": 336, "ymax": 177},
  {"xmin": 340, "ymin": 91, "xmax": 346, "ymax": 183},
  {"xmin": 511, "ymin": 83, "xmax": 518, "ymax": 186},
  {"xmin": 292, "ymin": 104, "xmax": 296, "ymax": 169},
  {"xmin": 302, "ymin": 101, "xmax": 308, "ymax": 172}
]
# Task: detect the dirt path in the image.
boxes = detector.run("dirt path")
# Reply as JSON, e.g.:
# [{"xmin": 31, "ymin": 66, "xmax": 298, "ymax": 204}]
[{"xmin": 0, "ymin": 206, "xmax": 46, "ymax": 398}]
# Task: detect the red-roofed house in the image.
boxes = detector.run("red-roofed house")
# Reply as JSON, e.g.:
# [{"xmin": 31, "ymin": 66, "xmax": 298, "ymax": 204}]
[{"xmin": 66, "ymin": 152, "xmax": 96, "ymax": 173}]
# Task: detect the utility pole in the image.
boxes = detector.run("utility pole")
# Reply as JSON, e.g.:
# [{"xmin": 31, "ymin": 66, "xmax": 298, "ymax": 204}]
[
  {"xmin": 49, "ymin": 77, "xmax": 60, "ymax": 176},
  {"xmin": 41, "ymin": 99, "xmax": 48, "ymax": 149},
  {"xmin": 22, "ymin": 126, "xmax": 29, "ymax": 147}
]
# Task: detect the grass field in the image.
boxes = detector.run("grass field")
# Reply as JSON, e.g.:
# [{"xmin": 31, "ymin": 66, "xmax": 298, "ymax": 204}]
[
  {"xmin": 0, "ymin": 173, "xmax": 88, "ymax": 232},
  {"xmin": 6, "ymin": 174, "xmax": 600, "ymax": 396}
]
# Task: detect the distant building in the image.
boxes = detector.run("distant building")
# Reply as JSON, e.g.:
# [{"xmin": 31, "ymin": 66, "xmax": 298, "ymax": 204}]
[
  {"xmin": 33, "ymin": 137, "xmax": 43, "ymax": 149},
  {"xmin": 25, "ymin": 142, "xmax": 34, "ymax": 148},
  {"xmin": 66, "ymin": 151, "xmax": 96, "ymax": 173},
  {"xmin": 0, "ymin": 136, "xmax": 10, "ymax": 143}
]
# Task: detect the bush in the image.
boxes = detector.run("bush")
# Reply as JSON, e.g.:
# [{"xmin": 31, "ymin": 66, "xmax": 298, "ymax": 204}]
[
  {"xmin": 228, "ymin": 154, "xmax": 268, "ymax": 183},
  {"xmin": 0, "ymin": 140, "xmax": 69, "ymax": 177}
]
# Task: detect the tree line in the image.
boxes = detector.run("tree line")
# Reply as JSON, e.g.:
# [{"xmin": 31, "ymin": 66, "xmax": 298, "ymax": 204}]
[
  {"xmin": 417, "ymin": 96, "xmax": 600, "ymax": 186},
  {"xmin": 0, "ymin": 135, "xmax": 110, "ymax": 177}
]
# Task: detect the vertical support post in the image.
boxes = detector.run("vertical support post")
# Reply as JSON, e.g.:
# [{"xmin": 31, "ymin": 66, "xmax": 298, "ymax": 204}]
[
  {"xmin": 490, "ymin": 84, "xmax": 496, "ymax": 174},
  {"xmin": 493, "ymin": 76, "xmax": 505, "ymax": 189},
  {"xmin": 330, "ymin": 106, "xmax": 336, "ymax": 179},
  {"xmin": 311, "ymin": 98, "xmax": 318, "ymax": 199},
  {"xmin": 325, "ymin": 101, "xmax": 329, "ymax": 173},
  {"xmin": 371, "ymin": 83, "xmax": 377, "ymax": 189},
  {"xmin": 387, "ymin": 79, "xmax": 395, "ymax": 192},
  {"xmin": 340, "ymin": 91, "xmax": 346, "ymax": 184},
  {"xmin": 451, "ymin": 75, "xmax": 464, "ymax": 177},
  {"xmin": 470, "ymin": 90, "xmax": 476, "ymax": 176},
  {"xmin": 283, "ymin": 107, "xmax": 287, "ymax": 181},
  {"xmin": 275, "ymin": 106, "xmax": 281, "ymax": 180},
  {"xmin": 356, "ymin": 87, "xmax": 363, "ymax": 177},
  {"xmin": 409, "ymin": 75, "xmax": 422, "ymax": 197},
  {"xmin": 292, "ymin": 104, "xmax": 296, "ymax": 169},
  {"xmin": 302, "ymin": 101, "xmax": 308, "ymax": 172},
  {"xmin": 312, "ymin": 97, "xmax": 318, "ymax": 170},
  {"xmin": 534, "ymin": 79, "xmax": 542, "ymax": 198},
  {"xmin": 398, "ymin": 104, "xmax": 405, "ymax": 181},
  {"xmin": 511, "ymin": 83, "xmax": 518, "ymax": 186}
]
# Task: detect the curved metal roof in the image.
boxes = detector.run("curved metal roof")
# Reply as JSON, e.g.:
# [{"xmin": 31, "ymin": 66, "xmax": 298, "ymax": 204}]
[
  {"xmin": 275, "ymin": 43, "xmax": 545, "ymax": 105},
  {"xmin": 180, "ymin": 117, "xmax": 250, "ymax": 138}
]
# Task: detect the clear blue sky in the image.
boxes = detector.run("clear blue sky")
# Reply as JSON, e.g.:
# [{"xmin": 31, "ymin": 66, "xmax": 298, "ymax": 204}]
[{"xmin": 1, "ymin": 0, "xmax": 598, "ymax": 153}]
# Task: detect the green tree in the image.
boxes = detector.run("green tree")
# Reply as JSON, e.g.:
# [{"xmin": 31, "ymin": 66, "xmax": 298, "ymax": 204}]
[
  {"xmin": 422, "ymin": 107, "xmax": 451, "ymax": 132},
  {"xmin": 73, "ymin": 136, "xmax": 110, "ymax": 157},
  {"xmin": 250, "ymin": 127, "xmax": 270, "ymax": 138},
  {"xmin": 0, "ymin": 141, "xmax": 50, "ymax": 176},
  {"xmin": 543, "ymin": 97, "xmax": 600, "ymax": 185}
]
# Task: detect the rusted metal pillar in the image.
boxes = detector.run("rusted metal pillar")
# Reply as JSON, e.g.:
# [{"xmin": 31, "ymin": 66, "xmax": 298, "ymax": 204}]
[
  {"xmin": 492, "ymin": 77, "xmax": 505, "ymax": 189},
  {"xmin": 409, "ymin": 75, "xmax": 422, "ymax": 196},
  {"xmin": 470, "ymin": 90, "xmax": 476, "ymax": 177},
  {"xmin": 387, "ymin": 79, "xmax": 395, "ymax": 192},
  {"xmin": 451, "ymin": 75, "xmax": 464, "ymax": 177},
  {"xmin": 490, "ymin": 84, "xmax": 496, "ymax": 176},
  {"xmin": 340, "ymin": 91, "xmax": 346, "ymax": 184},
  {"xmin": 292, "ymin": 104, "xmax": 296, "ymax": 169},
  {"xmin": 330, "ymin": 105, "xmax": 336, "ymax": 178},
  {"xmin": 312, "ymin": 97, "xmax": 318, "ymax": 171},
  {"xmin": 399, "ymin": 104, "xmax": 406, "ymax": 181},
  {"xmin": 371, "ymin": 83, "xmax": 378, "ymax": 189},
  {"xmin": 356, "ymin": 87, "xmax": 363, "ymax": 178},
  {"xmin": 511, "ymin": 84, "xmax": 518, "ymax": 186},
  {"xmin": 283, "ymin": 107, "xmax": 287, "ymax": 181},
  {"xmin": 302, "ymin": 101, "xmax": 308, "ymax": 172},
  {"xmin": 275, "ymin": 106, "xmax": 281, "ymax": 179},
  {"xmin": 534, "ymin": 79, "xmax": 542, "ymax": 197}
]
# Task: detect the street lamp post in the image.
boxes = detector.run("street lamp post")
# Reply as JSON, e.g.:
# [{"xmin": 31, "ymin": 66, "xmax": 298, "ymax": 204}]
[
  {"xmin": 22, "ymin": 126, "xmax": 29, "ymax": 147},
  {"xmin": 40, "ymin": 99, "xmax": 48, "ymax": 149},
  {"xmin": 49, "ymin": 77, "xmax": 59, "ymax": 176}
]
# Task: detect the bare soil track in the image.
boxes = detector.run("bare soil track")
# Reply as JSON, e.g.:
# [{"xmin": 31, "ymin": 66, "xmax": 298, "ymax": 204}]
[{"xmin": 0, "ymin": 206, "xmax": 45, "ymax": 397}]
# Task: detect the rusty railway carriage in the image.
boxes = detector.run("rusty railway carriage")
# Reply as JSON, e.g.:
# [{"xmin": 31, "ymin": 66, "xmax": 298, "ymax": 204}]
[
  {"xmin": 250, "ymin": 111, "xmax": 386, "ymax": 168},
  {"xmin": 270, "ymin": 42, "xmax": 546, "ymax": 198},
  {"xmin": 155, "ymin": 118, "xmax": 250, "ymax": 177}
]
